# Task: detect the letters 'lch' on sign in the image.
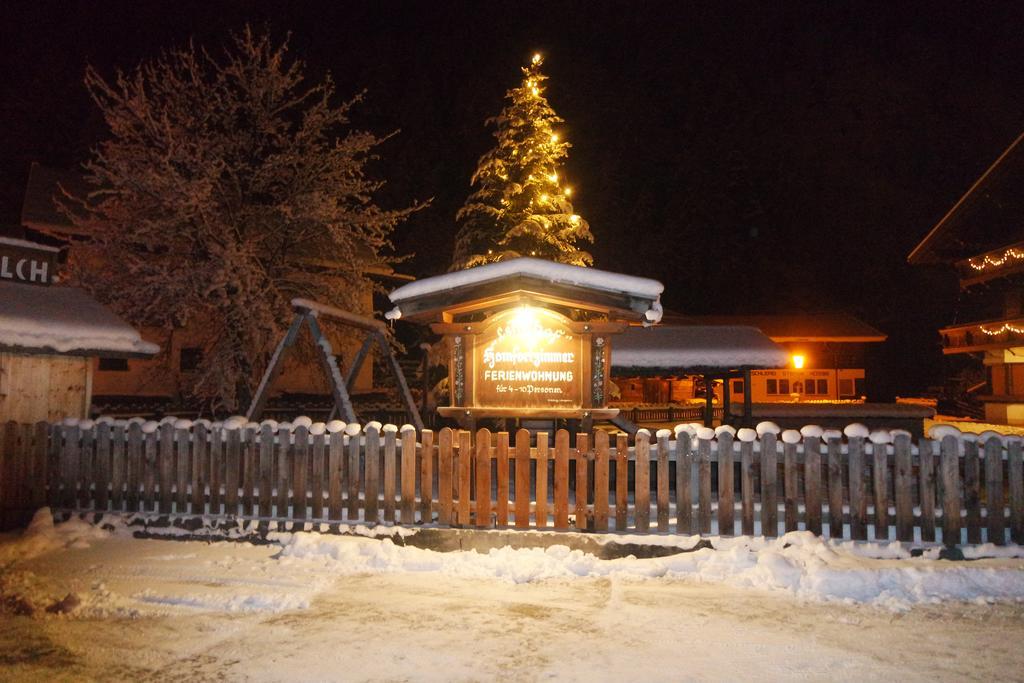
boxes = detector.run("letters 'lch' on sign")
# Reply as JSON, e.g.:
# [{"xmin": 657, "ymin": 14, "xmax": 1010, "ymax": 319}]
[{"xmin": 0, "ymin": 238, "xmax": 59, "ymax": 286}]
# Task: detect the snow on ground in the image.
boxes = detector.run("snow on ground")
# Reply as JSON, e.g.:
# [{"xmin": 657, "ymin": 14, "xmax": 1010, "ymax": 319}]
[{"xmin": 2, "ymin": 511, "xmax": 1024, "ymax": 681}]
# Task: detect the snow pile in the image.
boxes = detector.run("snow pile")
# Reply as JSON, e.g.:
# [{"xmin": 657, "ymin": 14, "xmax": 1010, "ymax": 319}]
[
  {"xmin": 0, "ymin": 508, "xmax": 113, "ymax": 565},
  {"xmin": 0, "ymin": 281, "xmax": 159, "ymax": 355},
  {"xmin": 274, "ymin": 530, "xmax": 1024, "ymax": 610}
]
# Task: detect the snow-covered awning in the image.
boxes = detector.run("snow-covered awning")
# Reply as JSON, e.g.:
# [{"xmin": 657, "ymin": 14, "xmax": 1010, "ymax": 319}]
[
  {"xmin": 0, "ymin": 281, "xmax": 159, "ymax": 358},
  {"xmin": 387, "ymin": 257, "xmax": 664, "ymax": 324},
  {"xmin": 611, "ymin": 325, "xmax": 789, "ymax": 374}
]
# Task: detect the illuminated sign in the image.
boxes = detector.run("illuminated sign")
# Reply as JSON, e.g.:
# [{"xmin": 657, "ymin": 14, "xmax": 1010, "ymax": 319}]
[
  {"xmin": 473, "ymin": 307, "xmax": 583, "ymax": 409},
  {"xmin": 0, "ymin": 238, "xmax": 57, "ymax": 286}
]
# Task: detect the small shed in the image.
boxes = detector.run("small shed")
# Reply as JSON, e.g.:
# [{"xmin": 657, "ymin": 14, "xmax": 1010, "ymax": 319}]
[
  {"xmin": 611, "ymin": 325, "xmax": 789, "ymax": 426},
  {"xmin": 0, "ymin": 238, "xmax": 158, "ymax": 422}
]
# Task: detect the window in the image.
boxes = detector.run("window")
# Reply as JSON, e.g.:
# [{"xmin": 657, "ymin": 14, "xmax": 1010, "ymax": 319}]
[
  {"xmin": 179, "ymin": 347, "xmax": 203, "ymax": 372},
  {"xmin": 98, "ymin": 357, "xmax": 128, "ymax": 372},
  {"xmin": 839, "ymin": 379, "xmax": 854, "ymax": 397},
  {"xmin": 804, "ymin": 380, "xmax": 816, "ymax": 396},
  {"xmin": 792, "ymin": 380, "xmax": 804, "ymax": 394},
  {"xmin": 766, "ymin": 379, "xmax": 778, "ymax": 395},
  {"xmin": 816, "ymin": 379, "xmax": 828, "ymax": 395},
  {"xmin": 779, "ymin": 379, "xmax": 790, "ymax": 394},
  {"xmin": 732, "ymin": 380, "xmax": 745, "ymax": 395}
]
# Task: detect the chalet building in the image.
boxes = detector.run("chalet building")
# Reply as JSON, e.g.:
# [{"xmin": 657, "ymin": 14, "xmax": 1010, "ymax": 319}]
[
  {"xmin": 909, "ymin": 131, "xmax": 1024, "ymax": 426},
  {"xmin": 19, "ymin": 163, "xmax": 407, "ymax": 416},
  {"xmin": 612, "ymin": 313, "xmax": 886, "ymax": 405}
]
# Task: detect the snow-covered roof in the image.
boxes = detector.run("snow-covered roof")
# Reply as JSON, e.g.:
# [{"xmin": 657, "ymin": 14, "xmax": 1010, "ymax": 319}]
[
  {"xmin": 0, "ymin": 281, "xmax": 159, "ymax": 357},
  {"xmin": 612, "ymin": 325, "xmax": 789, "ymax": 372},
  {"xmin": 0, "ymin": 236, "xmax": 60, "ymax": 253},
  {"xmin": 388, "ymin": 257, "xmax": 664, "ymax": 323}
]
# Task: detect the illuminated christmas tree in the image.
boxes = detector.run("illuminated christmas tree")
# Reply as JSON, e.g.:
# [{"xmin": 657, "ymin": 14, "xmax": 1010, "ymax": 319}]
[{"xmin": 452, "ymin": 54, "xmax": 594, "ymax": 270}]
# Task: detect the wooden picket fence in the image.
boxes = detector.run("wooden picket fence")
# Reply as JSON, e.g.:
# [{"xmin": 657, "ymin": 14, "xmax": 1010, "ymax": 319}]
[{"xmin": 1, "ymin": 419, "xmax": 1023, "ymax": 545}]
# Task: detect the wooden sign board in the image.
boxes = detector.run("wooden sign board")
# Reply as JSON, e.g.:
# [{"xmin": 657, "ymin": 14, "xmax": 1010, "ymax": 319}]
[
  {"xmin": 0, "ymin": 237, "xmax": 58, "ymax": 286},
  {"xmin": 473, "ymin": 308, "xmax": 584, "ymax": 410}
]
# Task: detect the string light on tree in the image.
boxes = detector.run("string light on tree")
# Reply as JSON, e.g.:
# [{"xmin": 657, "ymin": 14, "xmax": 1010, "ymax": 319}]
[{"xmin": 451, "ymin": 52, "xmax": 595, "ymax": 270}]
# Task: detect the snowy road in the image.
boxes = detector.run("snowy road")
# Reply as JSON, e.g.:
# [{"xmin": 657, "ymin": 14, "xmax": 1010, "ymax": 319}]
[{"xmin": 1, "ymin": 516, "xmax": 1024, "ymax": 681}]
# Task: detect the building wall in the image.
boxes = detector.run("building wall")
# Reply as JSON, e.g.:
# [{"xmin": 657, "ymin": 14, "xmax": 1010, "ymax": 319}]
[{"xmin": 0, "ymin": 352, "xmax": 92, "ymax": 422}]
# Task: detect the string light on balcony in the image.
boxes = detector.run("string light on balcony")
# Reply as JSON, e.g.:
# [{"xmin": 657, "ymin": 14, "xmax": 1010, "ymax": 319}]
[
  {"xmin": 967, "ymin": 246, "xmax": 1024, "ymax": 271},
  {"xmin": 979, "ymin": 322, "xmax": 1024, "ymax": 336}
]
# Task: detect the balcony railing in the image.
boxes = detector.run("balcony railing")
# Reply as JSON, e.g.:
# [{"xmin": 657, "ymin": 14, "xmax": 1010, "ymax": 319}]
[
  {"xmin": 941, "ymin": 316, "xmax": 1024, "ymax": 353},
  {"xmin": 956, "ymin": 239, "xmax": 1024, "ymax": 286}
]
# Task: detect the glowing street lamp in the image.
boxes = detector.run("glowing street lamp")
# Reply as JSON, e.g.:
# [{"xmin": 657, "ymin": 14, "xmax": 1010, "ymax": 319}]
[{"xmin": 791, "ymin": 354, "xmax": 806, "ymax": 369}]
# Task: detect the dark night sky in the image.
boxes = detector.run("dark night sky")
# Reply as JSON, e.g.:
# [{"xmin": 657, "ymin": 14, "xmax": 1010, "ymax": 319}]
[{"xmin": 3, "ymin": 1, "xmax": 1024, "ymax": 397}]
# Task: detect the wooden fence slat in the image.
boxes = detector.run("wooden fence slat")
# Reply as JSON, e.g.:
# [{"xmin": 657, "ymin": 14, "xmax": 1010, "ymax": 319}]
[
  {"xmin": 575, "ymin": 433, "xmax": 589, "ymax": 531},
  {"xmin": 872, "ymin": 441, "xmax": 889, "ymax": 541},
  {"xmin": 964, "ymin": 440, "xmax": 982, "ymax": 544},
  {"xmin": 47, "ymin": 423, "xmax": 62, "ymax": 509},
  {"xmin": 495, "ymin": 432, "xmax": 510, "ymax": 528},
  {"xmin": 78, "ymin": 426, "xmax": 94, "ymax": 510},
  {"xmin": 242, "ymin": 427, "xmax": 256, "ymax": 516},
  {"xmin": 554, "ymin": 430, "xmax": 570, "ymax": 530},
  {"xmin": 475, "ymin": 428, "xmax": 492, "ymax": 528},
  {"xmin": 675, "ymin": 433, "xmax": 692, "ymax": 535},
  {"xmin": 173, "ymin": 425, "xmax": 188, "ymax": 514},
  {"xmin": 40, "ymin": 422, "xmax": 58, "ymax": 511},
  {"xmin": 95, "ymin": 422, "xmax": 111, "ymax": 512},
  {"xmin": 761, "ymin": 432, "xmax": 777, "ymax": 537},
  {"xmin": 192, "ymin": 423, "xmax": 208, "ymax": 515},
  {"xmin": 984, "ymin": 437, "xmax": 1005, "ymax": 545},
  {"xmin": 438, "ymin": 428, "xmax": 454, "ymax": 525},
  {"xmin": 657, "ymin": 431, "xmax": 671, "ymax": 532},
  {"xmin": 327, "ymin": 429, "xmax": 344, "ymax": 521},
  {"xmin": 848, "ymin": 437, "xmax": 866, "ymax": 540},
  {"xmin": 536, "ymin": 432, "xmax": 549, "ymax": 529},
  {"xmin": 223, "ymin": 427, "xmax": 240, "ymax": 517},
  {"xmin": 158, "ymin": 424, "xmax": 174, "ymax": 514},
  {"xmin": 918, "ymin": 439, "xmax": 937, "ymax": 542},
  {"xmin": 941, "ymin": 435, "xmax": 961, "ymax": 546},
  {"xmin": 292, "ymin": 426, "xmax": 309, "ymax": 521},
  {"xmin": 457, "ymin": 430, "xmax": 472, "ymax": 526},
  {"xmin": 718, "ymin": 432, "xmax": 734, "ymax": 536},
  {"xmin": 783, "ymin": 439, "xmax": 798, "ymax": 533},
  {"xmin": 346, "ymin": 429, "xmax": 361, "ymax": 522},
  {"xmin": 1008, "ymin": 440, "xmax": 1023, "ymax": 545},
  {"xmin": 593, "ymin": 430, "xmax": 609, "ymax": 532},
  {"xmin": 209, "ymin": 427, "xmax": 223, "ymax": 516},
  {"xmin": 0, "ymin": 424, "xmax": 14, "ymax": 525},
  {"xmin": 826, "ymin": 437, "xmax": 843, "ymax": 538},
  {"xmin": 515, "ymin": 429, "xmax": 531, "ymax": 529},
  {"xmin": 61, "ymin": 424, "xmax": 80, "ymax": 510},
  {"xmin": 635, "ymin": 431, "xmax": 651, "ymax": 532},
  {"xmin": 401, "ymin": 427, "xmax": 416, "ymax": 524},
  {"xmin": 312, "ymin": 430, "xmax": 327, "ymax": 520},
  {"xmin": 259, "ymin": 425, "xmax": 275, "ymax": 519},
  {"xmin": 739, "ymin": 437, "xmax": 754, "ymax": 536},
  {"xmin": 616, "ymin": 433, "xmax": 629, "ymax": 531},
  {"xmin": 894, "ymin": 434, "xmax": 914, "ymax": 542},
  {"xmin": 804, "ymin": 436, "xmax": 822, "ymax": 536},
  {"xmin": 420, "ymin": 429, "xmax": 434, "ymax": 523},
  {"xmin": 127, "ymin": 423, "xmax": 142, "ymax": 512},
  {"xmin": 385, "ymin": 428, "xmax": 395, "ymax": 524},
  {"xmin": 363, "ymin": 427, "xmax": 379, "ymax": 524}
]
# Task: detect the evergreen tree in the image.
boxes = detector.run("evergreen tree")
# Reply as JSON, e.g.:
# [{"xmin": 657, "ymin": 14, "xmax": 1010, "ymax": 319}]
[
  {"xmin": 452, "ymin": 54, "xmax": 594, "ymax": 270},
  {"xmin": 62, "ymin": 27, "xmax": 421, "ymax": 410}
]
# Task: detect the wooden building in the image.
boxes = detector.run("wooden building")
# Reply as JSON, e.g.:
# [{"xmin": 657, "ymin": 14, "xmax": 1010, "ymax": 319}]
[
  {"xmin": 909, "ymin": 131, "xmax": 1024, "ymax": 425},
  {"xmin": 613, "ymin": 313, "xmax": 886, "ymax": 405},
  {"xmin": 19, "ymin": 163, "xmax": 406, "ymax": 416},
  {"xmin": 0, "ymin": 236, "xmax": 157, "ymax": 422}
]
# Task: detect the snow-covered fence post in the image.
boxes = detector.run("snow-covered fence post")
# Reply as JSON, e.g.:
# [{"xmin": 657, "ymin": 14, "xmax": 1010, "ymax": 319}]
[
  {"xmin": 614, "ymin": 433, "xmax": 628, "ymax": 531},
  {"xmin": 47, "ymin": 422, "xmax": 62, "ymax": 510},
  {"xmin": 983, "ymin": 436, "xmax": 1005, "ymax": 545},
  {"xmin": 126, "ymin": 422, "xmax": 142, "ymax": 512},
  {"xmin": 894, "ymin": 432, "xmax": 914, "ymax": 542},
  {"xmin": 345, "ymin": 423, "xmax": 361, "ymax": 522},
  {"xmin": 382, "ymin": 425, "xmax": 397, "ymax": 524},
  {"xmin": 1010, "ymin": 439, "xmax": 1024, "ymax": 544},
  {"xmin": 846, "ymin": 428, "xmax": 867, "ymax": 541},
  {"xmin": 574, "ymin": 432, "xmax": 588, "ymax": 531},
  {"xmin": 60, "ymin": 422, "xmax": 78, "ymax": 510},
  {"xmin": 593, "ymin": 430, "xmax": 610, "ymax": 532},
  {"xmin": 675, "ymin": 429, "xmax": 693, "ymax": 535},
  {"xmin": 326, "ymin": 422, "xmax": 345, "ymax": 522},
  {"xmin": 940, "ymin": 435, "xmax": 961, "ymax": 546},
  {"xmin": 363, "ymin": 423, "xmax": 380, "ymax": 524},
  {"xmin": 870, "ymin": 432, "xmax": 890, "ymax": 541},
  {"xmin": 964, "ymin": 440, "xmax": 982, "ymax": 544},
  {"xmin": 826, "ymin": 434, "xmax": 843, "ymax": 538},
  {"xmin": 174, "ymin": 421, "xmax": 190, "ymax": 515},
  {"xmin": 474, "ymin": 428, "xmax": 491, "ymax": 529},
  {"xmin": 737, "ymin": 428, "xmax": 755, "ymax": 536},
  {"xmin": 457, "ymin": 429, "xmax": 472, "ymax": 527},
  {"xmin": 79, "ymin": 423, "xmax": 94, "ymax": 510},
  {"xmin": 656, "ymin": 429, "xmax": 671, "ymax": 532},
  {"xmin": 400, "ymin": 425, "xmax": 416, "ymax": 524},
  {"xmin": 717, "ymin": 429, "xmax": 734, "ymax": 536},
  {"xmin": 696, "ymin": 427, "xmax": 713, "ymax": 535},
  {"xmin": 781, "ymin": 430, "xmax": 800, "ymax": 533},
  {"xmin": 292, "ymin": 424, "xmax": 310, "ymax": 521},
  {"xmin": 497, "ymin": 431, "xmax": 511, "ymax": 528},
  {"xmin": 759, "ymin": 429, "xmax": 778, "ymax": 538},
  {"xmin": 918, "ymin": 438, "xmax": 937, "ymax": 542},
  {"xmin": 634, "ymin": 430, "xmax": 650, "ymax": 532},
  {"xmin": 94, "ymin": 421, "xmax": 110, "ymax": 512},
  {"xmin": 515, "ymin": 428, "xmax": 532, "ymax": 529},
  {"xmin": 419, "ymin": 429, "xmax": 434, "ymax": 524},
  {"xmin": 553, "ymin": 430, "xmax": 570, "ymax": 530},
  {"xmin": 437, "ymin": 428, "xmax": 454, "ymax": 526}
]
